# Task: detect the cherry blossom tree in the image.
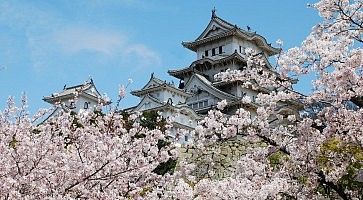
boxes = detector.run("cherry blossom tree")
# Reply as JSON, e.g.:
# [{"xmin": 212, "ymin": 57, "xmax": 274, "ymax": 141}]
[
  {"xmin": 279, "ymin": 0, "xmax": 363, "ymax": 198},
  {"xmin": 0, "ymin": 95, "xmax": 180, "ymax": 199},
  {"xmin": 172, "ymin": 0, "xmax": 362, "ymax": 199},
  {"xmin": 0, "ymin": 0, "xmax": 362, "ymax": 199}
]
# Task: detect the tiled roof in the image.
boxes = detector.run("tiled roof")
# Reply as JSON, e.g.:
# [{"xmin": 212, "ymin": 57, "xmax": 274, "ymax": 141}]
[
  {"xmin": 182, "ymin": 12, "xmax": 280, "ymax": 56},
  {"xmin": 42, "ymin": 79, "xmax": 106, "ymax": 104}
]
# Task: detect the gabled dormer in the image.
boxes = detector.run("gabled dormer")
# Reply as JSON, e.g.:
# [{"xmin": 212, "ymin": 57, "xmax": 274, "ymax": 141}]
[
  {"xmin": 182, "ymin": 9, "xmax": 280, "ymax": 60},
  {"xmin": 139, "ymin": 73, "xmax": 165, "ymax": 90},
  {"xmin": 184, "ymin": 73, "xmax": 240, "ymax": 113},
  {"xmin": 195, "ymin": 9, "xmax": 235, "ymax": 41},
  {"xmin": 131, "ymin": 73, "xmax": 192, "ymax": 105}
]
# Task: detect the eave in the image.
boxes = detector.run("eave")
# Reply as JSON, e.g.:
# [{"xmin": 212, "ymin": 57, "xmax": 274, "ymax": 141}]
[
  {"xmin": 168, "ymin": 52, "xmax": 247, "ymax": 79},
  {"xmin": 131, "ymin": 83, "xmax": 192, "ymax": 97},
  {"xmin": 132, "ymin": 100, "xmax": 200, "ymax": 121},
  {"xmin": 43, "ymin": 79, "xmax": 109, "ymax": 105},
  {"xmin": 213, "ymin": 80, "xmax": 271, "ymax": 94},
  {"xmin": 182, "ymin": 28, "xmax": 281, "ymax": 56},
  {"xmin": 42, "ymin": 94, "xmax": 76, "ymax": 104},
  {"xmin": 42, "ymin": 92, "xmax": 102, "ymax": 104}
]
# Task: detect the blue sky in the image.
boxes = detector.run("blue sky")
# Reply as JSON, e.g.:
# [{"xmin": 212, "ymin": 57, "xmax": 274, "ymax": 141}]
[{"xmin": 0, "ymin": 0, "xmax": 321, "ymax": 114}]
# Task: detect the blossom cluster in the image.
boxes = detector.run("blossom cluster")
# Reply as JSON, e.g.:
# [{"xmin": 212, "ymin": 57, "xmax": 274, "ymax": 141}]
[{"xmin": 0, "ymin": 0, "xmax": 362, "ymax": 199}]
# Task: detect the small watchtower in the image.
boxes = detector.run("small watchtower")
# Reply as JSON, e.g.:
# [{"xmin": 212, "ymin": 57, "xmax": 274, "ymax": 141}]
[{"xmin": 43, "ymin": 79, "xmax": 110, "ymax": 117}]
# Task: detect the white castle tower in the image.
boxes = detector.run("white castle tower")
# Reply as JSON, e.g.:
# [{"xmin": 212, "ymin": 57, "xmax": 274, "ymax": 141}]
[
  {"xmin": 129, "ymin": 10, "xmax": 301, "ymax": 135},
  {"xmin": 43, "ymin": 79, "xmax": 110, "ymax": 120}
]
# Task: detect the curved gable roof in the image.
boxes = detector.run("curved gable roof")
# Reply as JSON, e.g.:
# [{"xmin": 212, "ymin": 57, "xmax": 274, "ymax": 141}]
[
  {"xmin": 132, "ymin": 74, "xmax": 192, "ymax": 97},
  {"xmin": 43, "ymin": 79, "xmax": 108, "ymax": 104},
  {"xmin": 133, "ymin": 94, "xmax": 164, "ymax": 112},
  {"xmin": 185, "ymin": 73, "xmax": 238, "ymax": 101},
  {"xmin": 196, "ymin": 14, "xmax": 235, "ymax": 41},
  {"xmin": 182, "ymin": 12, "xmax": 280, "ymax": 56},
  {"xmin": 141, "ymin": 74, "xmax": 165, "ymax": 90}
]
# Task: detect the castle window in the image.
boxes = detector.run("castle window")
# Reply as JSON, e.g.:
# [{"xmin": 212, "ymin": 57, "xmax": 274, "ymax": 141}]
[
  {"xmin": 192, "ymin": 103, "xmax": 198, "ymax": 109},
  {"xmin": 239, "ymin": 46, "xmax": 245, "ymax": 54},
  {"xmin": 219, "ymin": 46, "xmax": 223, "ymax": 54},
  {"xmin": 198, "ymin": 102, "xmax": 203, "ymax": 108},
  {"xmin": 204, "ymin": 100, "xmax": 209, "ymax": 107},
  {"xmin": 84, "ymin": 102, "xmax": 89, "ymax": 109},
  {"xmin": 205, "ymin": 50, "xmax": 208, "ymax": 57},
  {"xmin": 212, "ymin": 48, "xmax": 215, "ymax": 56}
]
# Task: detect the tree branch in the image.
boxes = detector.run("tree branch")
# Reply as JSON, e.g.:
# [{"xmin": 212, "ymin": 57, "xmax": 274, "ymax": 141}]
[{"xmin": 317, "ymin": 171, "xmax": 350, "ymax": 200}]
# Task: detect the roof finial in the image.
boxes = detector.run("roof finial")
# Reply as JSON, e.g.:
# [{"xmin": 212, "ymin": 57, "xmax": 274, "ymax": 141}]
[
  {"xmin": 212, "ymin": 7, "xmax": 217, "ymax": 18},
  {"xmin": 88, "ymin": 75, "xmax": 94, "ymax": 84}
]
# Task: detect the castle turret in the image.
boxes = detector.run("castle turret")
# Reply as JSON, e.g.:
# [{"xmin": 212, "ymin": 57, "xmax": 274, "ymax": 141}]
[
  {"xmin": 129, "ymin": 74, "xmax": 200, "ymax": 135},
  {"xmin": 182, "ymin": 9, "xmax": 280, "ymax": 61},
  {"xmin": 43, "ymin": 79, "xmax": 110, "ymax": 119},
  {"xmin": 130, "ymin": 10, "xmax": 301, "ymax": 131},
  {"xmin": 166, "ymin": 10, "xmax": 286, "ymax": 115}
]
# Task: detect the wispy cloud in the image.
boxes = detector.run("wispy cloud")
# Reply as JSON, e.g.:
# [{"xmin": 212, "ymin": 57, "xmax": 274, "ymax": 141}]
[
  {"xmin": 0, "ymin": 1, "xmax": 54, "ymax": 30},
  {"xmin": 54, "ymin": 28, "xmax": 126, "ymax": 55},
  {"xmin": 123, "ymin": 44, "xmax": 161, "ymax": 65},
  {"xmin": 0, "ymin": 0, "xmax": 161, "ymax": 72},
  {"xmin": 53, "ymin": 27, "xmax": 161, "ymax": 65}
]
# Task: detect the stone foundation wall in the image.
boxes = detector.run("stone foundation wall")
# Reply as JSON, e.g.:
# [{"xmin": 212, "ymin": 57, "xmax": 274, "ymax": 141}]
[{"xmin": 179, "ymin": 138, "xmax": 263, "ymax": 180}]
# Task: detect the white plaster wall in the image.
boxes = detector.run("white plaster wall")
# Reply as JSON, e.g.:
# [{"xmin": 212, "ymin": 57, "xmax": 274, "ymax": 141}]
[
  {"xmin": 187, "ymin": 95, "xmax": 220, "ymax": 110},
  {"xmin": 65, "ymin": 96, "xmax": 98, "ymax": 113},
  {"xmin": 196, "ymin": 38, "xmax": 232, "ymax": 59},
  {"xmin": 234, "ymin": 37, "xmax": 263, "ymax": 55},
  {"xmin": 159, "ymin": 109, "xmax": 197, "ymax": 130},
  {"xmin": 196, "ymin": 37, "xmax": 264, "ymax": 60}
]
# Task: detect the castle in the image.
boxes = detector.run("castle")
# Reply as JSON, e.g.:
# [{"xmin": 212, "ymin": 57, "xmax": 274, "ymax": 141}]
[
  {"xmin": 43, "ymin": 10, "xmax": 300, "ymax": 139},
  {"xmin": 126, "ymin": 10, "xmax": 300, "ymax": 131}
]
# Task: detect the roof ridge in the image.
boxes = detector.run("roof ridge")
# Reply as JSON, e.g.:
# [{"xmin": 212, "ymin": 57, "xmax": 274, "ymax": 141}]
[
  {"xmin": 131, "ymin": 83, "xmax": 191, "ymax": 96},
  {"xmin": 213, "ymin": 15, "xmax": 235, "ymax": 30},
  {"xmin": 64, "ymin": 80, "xmax": 94, "ymax": 90}
]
